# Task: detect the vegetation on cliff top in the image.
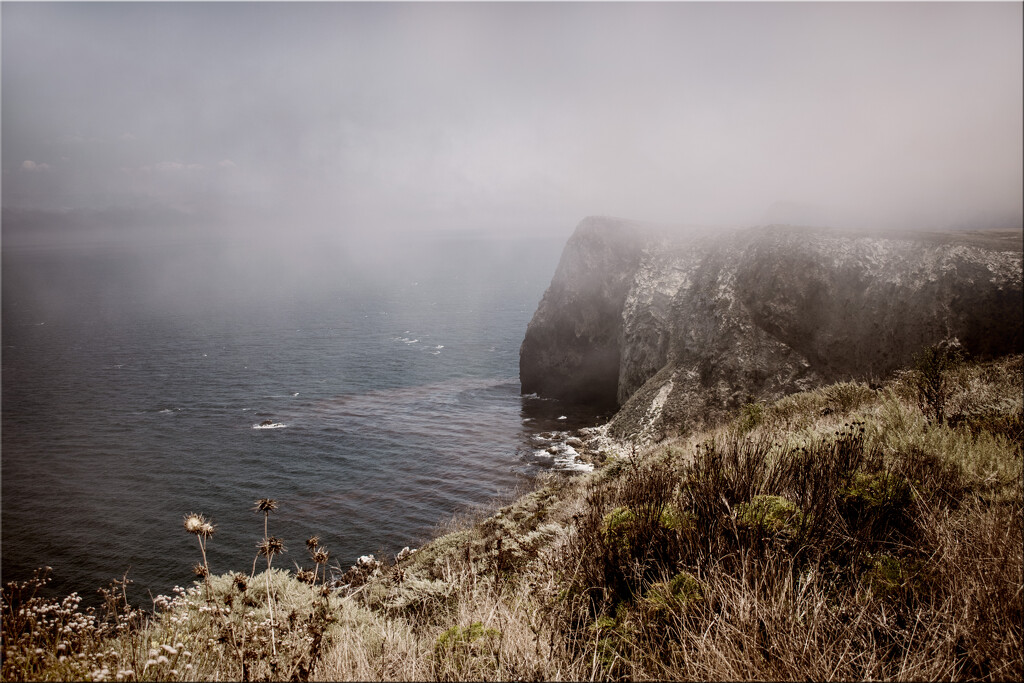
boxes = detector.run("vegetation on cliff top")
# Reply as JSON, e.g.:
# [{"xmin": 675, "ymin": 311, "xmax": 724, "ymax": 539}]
[{"xmin": 3, "ymin": 352, "xmax": 1021, "ymax": 681}]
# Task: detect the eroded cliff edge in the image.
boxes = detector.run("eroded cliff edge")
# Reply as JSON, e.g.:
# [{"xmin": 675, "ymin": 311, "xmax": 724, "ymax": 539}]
[{"xmin": 520, "ymin": 216, "xmax": 1023, "ymax": 442}]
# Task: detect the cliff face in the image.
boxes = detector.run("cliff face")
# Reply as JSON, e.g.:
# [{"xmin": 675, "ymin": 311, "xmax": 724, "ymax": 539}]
[
  {"xmin": 518, "ymin": 216, "xmax": 647, "ymax": 408},
  {"xmin": 520, "ymin": 217, "xmax": 1023, "ymax": 441}
]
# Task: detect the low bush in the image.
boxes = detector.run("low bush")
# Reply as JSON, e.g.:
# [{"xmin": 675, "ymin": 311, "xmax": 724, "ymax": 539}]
[{"xmin": 912, "ymin": 340, "xmax": 965, "ymax": 425}]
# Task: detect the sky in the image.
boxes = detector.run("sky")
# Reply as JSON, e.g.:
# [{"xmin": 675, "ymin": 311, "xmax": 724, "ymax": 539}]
[{"xmin": 2, "ymin": 1, "xmax": 1022, "ymax": 245}]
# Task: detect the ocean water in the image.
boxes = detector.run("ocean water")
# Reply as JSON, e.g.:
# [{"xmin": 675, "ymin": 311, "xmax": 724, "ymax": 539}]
[{"xmin": 1, "ymin": 233, "xmax": 607, "ymax": 605}]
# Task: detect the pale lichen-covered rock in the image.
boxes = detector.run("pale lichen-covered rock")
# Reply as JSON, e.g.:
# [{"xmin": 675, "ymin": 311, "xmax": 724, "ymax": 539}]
[{"xmin": 521, "ymin": 217, "xmax": 1023, "ymax": 443}]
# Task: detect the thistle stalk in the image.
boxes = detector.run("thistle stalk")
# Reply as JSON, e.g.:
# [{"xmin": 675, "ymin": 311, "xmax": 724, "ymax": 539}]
[
  {"xmin": 183, "ymin": 513, "xmax": 216, "ymax": 599},
  {"xmin": 253, "ymin": 499, "xmax": 281, "ymax": 657}
]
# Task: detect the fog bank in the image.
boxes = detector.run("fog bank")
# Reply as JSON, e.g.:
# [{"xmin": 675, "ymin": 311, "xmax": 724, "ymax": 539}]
[{"xmin": 3, "ymin": 2, "xmax": 1021, "ymax": 244}]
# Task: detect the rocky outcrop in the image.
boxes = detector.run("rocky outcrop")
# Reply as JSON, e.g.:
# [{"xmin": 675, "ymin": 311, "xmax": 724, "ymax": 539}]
[
  {"xmin": 518, "ymin": 216, "xmax": 647, "ymax": 408},
  {"xmin": 520, "ymin": 217, "xmax": 1023, "ymax": 442}
]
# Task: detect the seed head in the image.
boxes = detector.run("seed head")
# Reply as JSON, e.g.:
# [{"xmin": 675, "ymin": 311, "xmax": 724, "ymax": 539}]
[
  {"xmin": 231, "ymin": 574, "xmax": 248, "ymax": 592},
  {"xmin": 257, "ymin": 536, "xmax": 286, "ymax": 557},
  {"xmin": 200, "ymin": 522, "xmax": 216, "ymax": 539},
  {"xmin": 254, "ymin": 498, "xmax": 278, "ymax": 513},
  {"xmin": 305, "ymin": 535, "xmax": 320, "ymax": 551},
  {"xmin": 192, "ymin": 564, "xmax": 209, "ymax": 579},
  {"xmin": 296, "ymin": 569, "xmax": 315, "ymax": 585},
  {"xmin": 312, "ymin": 548, "xmax": 329, "ymax": 565},
  {"xmin": 183, "ymin": 513, "xmax": 208, "ymax": 536}
]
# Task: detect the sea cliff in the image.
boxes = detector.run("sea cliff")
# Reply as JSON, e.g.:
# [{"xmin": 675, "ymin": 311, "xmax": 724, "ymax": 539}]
[{"xmin": 521, "ymin": 216, "xmax": 1023, "ymax": 442}]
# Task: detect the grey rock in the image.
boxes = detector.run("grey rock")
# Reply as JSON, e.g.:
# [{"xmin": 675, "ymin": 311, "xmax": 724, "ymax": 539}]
[{"xmin": 520, "ymin": 217, "xmax": 1023, "ymax": 442}]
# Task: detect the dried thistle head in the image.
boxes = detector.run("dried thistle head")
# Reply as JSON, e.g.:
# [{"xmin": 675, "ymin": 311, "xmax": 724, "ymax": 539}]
[
  {"xmin": 183, "ymin": 513, "xmax": 208, "ymax": 536},
  {"xmin": 257, "ymin": 536, "xmax": 286, "ymax": 557},
  {"xmin": 296, "ymin": 569, "xmax": 315, "ymax": 585},
  {"xmin": 199, "ymin": 522, "xmax": 216, "ymax": 539},
  {"xmin": 232, "ymin": 574, "xmax": 248, "ymax": 592},
  {"xmin": 305, "ymin": 535, "xmax": 320, "ymax": 551},
  {"xmin": 312, "ymin": 548, "xmax": 329, "ymax": 565},
  {"xmin": 254, "ymin": 498, "xmax": 278, "ymax": 514},
  {"xmin": 192, "ymin": 563, "xmax": 209, "ymax": 579}
]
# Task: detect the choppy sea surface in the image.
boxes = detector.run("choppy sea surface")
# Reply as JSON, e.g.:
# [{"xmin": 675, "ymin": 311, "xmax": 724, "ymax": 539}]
[{"xmin": 2, "ymin": 234, "xmax": 607, "ymax": 605}]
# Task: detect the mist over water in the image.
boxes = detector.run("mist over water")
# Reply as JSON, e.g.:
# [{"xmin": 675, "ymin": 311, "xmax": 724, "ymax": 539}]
[{"xmin": 1, "ymin": 232, "xmax": 605, "ymax": 605}]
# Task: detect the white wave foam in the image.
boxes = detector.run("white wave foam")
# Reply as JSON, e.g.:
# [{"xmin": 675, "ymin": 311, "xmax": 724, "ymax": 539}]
[
  {"xmin": 554, "ymin": 459, "xmax": 594, "ymax": 473},
  {"xmin": 532, "ymin": 446, "xmax": 593, "ymax": 472},
  {"xmin": 527, "ymin": 429, "xmax": 594, "ymax": 472},
  {"xmin": 252, "ymin": 422, "xmax": 287, "ymax": 430}
]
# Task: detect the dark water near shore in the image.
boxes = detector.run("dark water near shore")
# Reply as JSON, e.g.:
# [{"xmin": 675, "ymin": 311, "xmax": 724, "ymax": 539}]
[{"xmin": 2, "ymin": 234, "xmax": 606, "ymax": 605}]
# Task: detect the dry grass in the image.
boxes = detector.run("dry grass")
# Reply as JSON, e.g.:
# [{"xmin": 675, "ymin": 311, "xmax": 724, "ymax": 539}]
[{"xmin": 3, "ymin": 353, "xmax": 1021, "ymax": 681}]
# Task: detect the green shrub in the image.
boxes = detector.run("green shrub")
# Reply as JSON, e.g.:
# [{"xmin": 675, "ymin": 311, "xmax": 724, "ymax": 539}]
[
  {"xmin": 836, "ymin": 468, "xmax": 914, "ymax": 547},
  {"xmin": 739, "ymin": 401, "xmax": 766, "ymax": 432},
  {"xmin": 602, "ymin": 506, "xmax": 638, "ymax": 554},
  {"xmin": 864, "ymin": 553, "xmax": 927, "ymax": 610},
  {"xmin": 432, "ymin": 621, "xmax": 500, "ymax": 679},
  {"xmin": 644, "ymin": 572, "xmax": 704, "ymax": 614},
  {"xmin": 913, "ymin": 341, "xmax": 965, "ymax": 425},
  {"xmin": 658, "ymin": 503, "xmax": 694, "ymax": 532},
  {"xmin": 735, "ymin": 494, "xmax": 804, "ymax": 538}
]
